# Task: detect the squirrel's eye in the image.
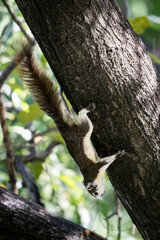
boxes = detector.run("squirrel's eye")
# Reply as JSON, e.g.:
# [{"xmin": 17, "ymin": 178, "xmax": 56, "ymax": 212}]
[{"xmin": 94, "ymin": 191, "xmax": 98, "ymax": 196}]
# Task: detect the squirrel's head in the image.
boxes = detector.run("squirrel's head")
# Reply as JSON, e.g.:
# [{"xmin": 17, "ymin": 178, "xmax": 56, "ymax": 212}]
[
  {"xmin": 83, "ymin": 163, "xmax": 107, "ymax": 200},
  {"xmin": 85, "ymin": 181, "xmax": 105, "ymax": 200},
  {"xmin": 83, "ymin": 150, "xmax": 125, "ymax": 200}
]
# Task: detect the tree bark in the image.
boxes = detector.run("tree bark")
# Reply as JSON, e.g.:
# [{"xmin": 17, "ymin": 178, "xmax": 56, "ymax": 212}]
[
  {"xmin": 14, "ymin": 0, "xmax": 160, "ymax": 239},
  {"xmin": 0, "ymin": 187, "xmax": 106, "ymax": 240}
]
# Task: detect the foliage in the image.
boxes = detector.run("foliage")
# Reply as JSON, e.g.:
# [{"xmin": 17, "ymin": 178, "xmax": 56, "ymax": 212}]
[
  {"xmin": 118, "ymin": 0, "xmax": 160, "ymax": 72},
  {"xmin": 0, "ymin": 0, "xmax": 159, "ymax": 239}
]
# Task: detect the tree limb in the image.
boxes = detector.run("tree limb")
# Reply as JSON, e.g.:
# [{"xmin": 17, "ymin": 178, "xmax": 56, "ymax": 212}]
[{"xmin": 0, "ymin": 187, "xmax": 107, "ymax": 240}]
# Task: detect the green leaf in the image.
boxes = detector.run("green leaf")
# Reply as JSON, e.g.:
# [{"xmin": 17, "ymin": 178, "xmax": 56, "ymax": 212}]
[
  {"xmin": 60, "ymin": 174, "xmax": 78, "ymax": 190},
  {"xmin": 28, "ymin": 161, "xmax": 43, "ymax": 179},
  {"xmin": 17, "ymin": 104, "xmax": 44, "ymax": 123},
  {"xmin": 49, "ymin": 131, "xmax": 64, "ymax": 143},
  {"xmin": 129, "ymin": 16, "xmax": 149, "ymax": 34}
]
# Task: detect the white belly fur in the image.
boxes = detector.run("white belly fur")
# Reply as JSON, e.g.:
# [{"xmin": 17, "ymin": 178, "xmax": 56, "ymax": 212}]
[{"xmin": 83, "ymin": 132, "xmax": 98, "ymax": 163}]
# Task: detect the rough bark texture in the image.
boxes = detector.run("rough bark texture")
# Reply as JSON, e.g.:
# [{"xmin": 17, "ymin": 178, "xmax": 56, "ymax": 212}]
[
  {"xmin": 14, "ymin": 0, "xmax": 160, "ymax": 239},
  {"xmin": 0, "ymin": 187, "xmax": 106, "ymax": 240}
]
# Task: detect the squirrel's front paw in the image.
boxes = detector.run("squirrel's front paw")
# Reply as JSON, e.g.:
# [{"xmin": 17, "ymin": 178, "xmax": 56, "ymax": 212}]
[
  {"xmin": 87, "ymin": 102, "xmax": 96, "ymax": 112},
  {"xmin": 116, "ymin": 149, "xmax": 125, "ymax": 158}
]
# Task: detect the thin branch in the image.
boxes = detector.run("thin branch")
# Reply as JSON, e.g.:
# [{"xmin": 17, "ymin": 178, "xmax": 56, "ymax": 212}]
[
  {"xmin": 1, "ymin": 140, "xmax": 61, "ymax": 164},
  {"xmin": 116, "ymin": 196, "xmax": 122, "ymax": 240},
  {"xmin": 33, "ymin": 127, "xmax": 57, "ymax": 139},
  {"xmin": 104, "ymin": 195, "xmax": 122, "ymax": 240},
  {"xmin": 2, "ymin": 0, "xmax": 32, "ymax": 43},
  {"xmin": 0, "ymin": 91, "xmax": 17, "ymax": 193},
  {"xmin": 0, "ymin": 0, "xmax": 35, "ymax": 88},
  {"xmin": 105, "ymin": 211, "xmax": 117, "ymax": 237},
  {"xmin": 122, "ymin": 0, "xmax": 129, "ymax": 18},
  {"xmin": 104, "ymin": 211, "xmax": 117, "ymax": 221},
  {"xmin": 22, "ymin": 140, "xmax": 60, "ymax": 163},
  {"xmin": 15, "ymin": 156, "xmax": 44, "ymax": 206},
  {"xmin": 0, "ymin": 59, "xmax": 17, "ymax": 88}
]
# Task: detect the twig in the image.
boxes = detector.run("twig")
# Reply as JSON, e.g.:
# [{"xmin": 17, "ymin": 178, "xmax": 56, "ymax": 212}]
[
  {"xmin": 104, "ymin": 211, "xmax": 117, "ymax": 221},
  {"xmin": 105, "ymin": 211, "xmax": 117, "ymax": 237},
  {"xmin": 122, "ymin": 0, "xmax": 129, "ymax": 18},
  {"xmin": 0, "ymin": 0, "xmax": 35, "ymax": 88},
  {"xmin": 15, "ymin": 156, "xmax": 44, "ymax": 206},
  {"xmin": 0, "ymin": 59, "xmax": 17, "ymax": 88},
  {"xmin": 33, "ymin": 127, "xmax": 57, "ymax": 139},
  {"xmin": 22, "ymin": 140, "xmax": 60, "ymax": 163},
  {"xmin": 116, "ymin": 196, "xmax": 122, "ymax": 240},
  {"xmin": 1, "ymin": 140, "xmax": 61, "ymax": 163},
  {"xmin": 104, "ymin": 195, "xmax": 122, "ymax": 240},
  {"xmin": 2, "ymin": 0, "xmax": 32, "ymax": 43},
  {"xmin": 0, "ymin": 91, "xmax": 17, "ymax": 193}
]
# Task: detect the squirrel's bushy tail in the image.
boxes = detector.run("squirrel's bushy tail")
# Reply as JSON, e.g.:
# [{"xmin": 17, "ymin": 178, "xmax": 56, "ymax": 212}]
[{"xmin": 18, "ymin": 43, "xmax": 63, "ymax": 122}]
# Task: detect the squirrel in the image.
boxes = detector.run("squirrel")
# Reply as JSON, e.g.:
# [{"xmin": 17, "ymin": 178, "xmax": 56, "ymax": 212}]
[{"xmin": 17, "ymin": 42, "xmax": 124, "ymax": 200}]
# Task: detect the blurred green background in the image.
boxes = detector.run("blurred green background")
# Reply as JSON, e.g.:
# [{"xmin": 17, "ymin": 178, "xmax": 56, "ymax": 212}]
[{"xmin": 1, "ymin": 0, "xmax": 160, "ymax": 239}]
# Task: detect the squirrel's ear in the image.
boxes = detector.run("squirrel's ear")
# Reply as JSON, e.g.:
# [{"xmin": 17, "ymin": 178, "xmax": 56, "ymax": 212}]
[{"xmin": 86, "ymin": 182, "xmax": 96, "ymax": 190}]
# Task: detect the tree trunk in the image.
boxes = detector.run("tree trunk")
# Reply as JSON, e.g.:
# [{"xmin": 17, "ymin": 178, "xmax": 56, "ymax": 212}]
[
  {"xmin": 0, "ymin": 187, "xmax": 106, "ymax": 240},
  {"xmin": 14, "ymin": 0, "xmax": 160, "ymax": 239}
]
